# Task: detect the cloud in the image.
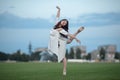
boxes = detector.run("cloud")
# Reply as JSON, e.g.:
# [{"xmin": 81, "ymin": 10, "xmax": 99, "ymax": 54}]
[
  {"xmin": 0, "ymin": 12, "xmax": 53, "ymax": 29},
  {"xmin": 70, "ymin": 13, "xmax": 120, "ymax": 27},
  {"xmin": 0, "ymin": 12, "xmax": 120, "ymax": 29},
  {"xmin": 1, "ymin": 0, "xmax": 120, "ymax": 19},
  {"xmin": 0, "ymin": 12, "xmax": 120, "ymax": 53},
  {"xmin": 9, "ymin": 6, "xmax": 15, "ymax": 9}
]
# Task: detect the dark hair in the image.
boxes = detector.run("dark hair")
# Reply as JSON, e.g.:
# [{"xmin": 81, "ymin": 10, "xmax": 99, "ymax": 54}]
[{"xmin": 54, "ymin": 19, "xmax": 69, "ymax": 32}]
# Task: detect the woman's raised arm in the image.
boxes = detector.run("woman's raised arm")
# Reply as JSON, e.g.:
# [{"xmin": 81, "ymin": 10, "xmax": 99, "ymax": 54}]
[
  {"xmin": 56, "ymin": 6, "xmax": 60, "ymax": 18},
  {"xmin": 56, "ymin": 6, "xmax": 60, "ymax": 24}
]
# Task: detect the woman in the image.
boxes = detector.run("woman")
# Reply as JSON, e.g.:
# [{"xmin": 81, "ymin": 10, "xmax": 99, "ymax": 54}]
[{"xmin": 48, "ymin": 6, "xmax": 84, "ymax": 75}]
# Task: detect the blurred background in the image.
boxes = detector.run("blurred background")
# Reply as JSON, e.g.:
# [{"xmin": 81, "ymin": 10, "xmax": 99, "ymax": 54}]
[{"xmin": 0, "ymin": 0, "xmax": 120, "ymax": 62}]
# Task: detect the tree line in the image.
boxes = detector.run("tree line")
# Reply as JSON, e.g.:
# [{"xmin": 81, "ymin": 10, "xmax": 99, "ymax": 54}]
[
  {"xmin": 0, "ymin": 48, "xmax": 120, "ymax": 62},
  {"xmin": 0, "ymin": 50, "xmax": 41, "ymax": 62},
  {"xmin": 67, "ymin": 47, "xmax": 120, "ymax": 61}
]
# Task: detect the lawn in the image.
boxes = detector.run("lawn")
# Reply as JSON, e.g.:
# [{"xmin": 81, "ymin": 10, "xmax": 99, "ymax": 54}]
[{"xmin": 0, "ymin": 62, "xmax": 120, "ymax": 80}]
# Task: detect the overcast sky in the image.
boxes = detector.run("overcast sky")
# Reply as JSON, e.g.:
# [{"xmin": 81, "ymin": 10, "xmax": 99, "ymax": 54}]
[
  {"xmin": 0, "ymin": 0, "xmax": 120, "ymax": 18},
  {"xmin": 0, "ymin": 0, "xmax": 120, "ymax": 53}
]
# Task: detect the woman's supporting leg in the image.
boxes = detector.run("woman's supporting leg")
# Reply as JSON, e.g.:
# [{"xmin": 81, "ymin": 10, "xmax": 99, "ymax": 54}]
[{"xmin": 63, "ymin": 57, "xmax": 67, "ymax": 75}]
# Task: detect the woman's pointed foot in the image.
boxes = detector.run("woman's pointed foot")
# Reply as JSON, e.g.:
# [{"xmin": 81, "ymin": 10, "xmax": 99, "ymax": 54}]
[{"xmin": 63, "ymin": 71, "xmax": 66, "ymax": 76}]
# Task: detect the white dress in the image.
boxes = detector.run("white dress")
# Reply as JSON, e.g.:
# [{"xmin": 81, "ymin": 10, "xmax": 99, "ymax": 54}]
[{"xmin": 48, "ymin": 29, "xmax": 68, "ymax": 62}]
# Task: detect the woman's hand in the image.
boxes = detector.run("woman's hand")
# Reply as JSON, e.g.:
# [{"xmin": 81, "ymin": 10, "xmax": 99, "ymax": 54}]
[{"xmin": 56, "ymin": 6, "xmax": 60, "ymax": 10}]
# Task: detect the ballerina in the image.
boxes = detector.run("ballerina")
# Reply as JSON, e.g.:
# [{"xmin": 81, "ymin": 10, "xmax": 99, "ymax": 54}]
[{"xmin": 48, "ymin": 6, "xmax": 84, "ymax": 76}]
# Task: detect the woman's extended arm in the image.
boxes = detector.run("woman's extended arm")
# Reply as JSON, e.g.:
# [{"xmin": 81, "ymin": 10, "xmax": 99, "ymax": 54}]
[
  {"xmin": 67, "ymin": 37, "xmax": 80, "ymax": 44},
  {"xmin": 55, "ymin": 28, "xmax": 80, "ymax": 44},
  {"xmin": 67, "ymin": 27, "xmax": 84, "ymax": 44},
  {"xmin": 67, "ymin": 33, "xmax": 80, "ymax": 44},
  {"xmin": 67, "ymin": 33, "xmax": 81, "ymax": 44}
]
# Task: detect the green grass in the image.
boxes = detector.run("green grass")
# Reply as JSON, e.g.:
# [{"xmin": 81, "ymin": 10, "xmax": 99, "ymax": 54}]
[{"xmin": 0, "ymin": 62, "xmax": 120, "ymax": 80}]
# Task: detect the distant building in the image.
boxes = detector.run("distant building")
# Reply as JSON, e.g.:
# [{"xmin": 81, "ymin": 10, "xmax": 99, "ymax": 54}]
[
  {"xmin": 34, "ymin": 48, "xmax": 57, "ymax": 62},
  {"xmin": 28, "ymin": 42, "xmax": 32, "ymax": 54},
  {"xmin": 34, "ymin": 47, "xmax": 47, "ymax": 53},
  {"xmin": 40, "ymin": 51, "xmax": 57, "ymax": 62},
  {"xmin": 79, "ymin": 45, "xmax": 86, "ymax": 58},
  {"xmin": 91, "ymin": 50, "xmax": 100, "ymax": 60},
  {"xmin": 98, "ymin": 45, "xmax": 116, "ymax": 62},
  {"xmin": 71, "ymin": 45, "xmax": 86, "ymax": 59}
]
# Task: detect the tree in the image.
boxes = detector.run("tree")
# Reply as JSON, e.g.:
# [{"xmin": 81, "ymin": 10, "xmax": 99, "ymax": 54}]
[
  {"xmin": 9, "ymin": 50, "xmax": 21, "ymax": 61},
  {"xmin": 30, "ymin": 51, "xmax": 41, "ymax": 61},
  {"xmin": 69, "ymin": 47, "xmax": 74, "ymax": 59},
  {"xmin": 115, "ymin": 52, "xmax": 120, "ymax": 60},
  {"xmin": 100, "ymin": 48, "xmax": 105, "ymax": 60},
  {"xmin": 65, "ymin": 49, "xmax": 69, "ymax": 59},
  {"xmin": 21, "ymin": 53, "xmax": 30, "ymax": 61},
  {"xmin": 0, "ymin": 51, "xmax": 8, "ymax": 61},
  {"xmin": 86, "ymin": 53, "xmax": 91, "ymax": 60},
  {"xmin": 9, "ymin": 50, "xmax": 30, "ymax": 62},
  {"xmin": 76, "ymin": 48, "xmax": 81, "ymax": 59}
]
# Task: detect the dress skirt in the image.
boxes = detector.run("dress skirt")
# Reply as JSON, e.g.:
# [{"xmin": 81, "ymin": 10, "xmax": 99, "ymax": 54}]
[{"xmin": 48, "ymin": 29, "xmax": 68, "ymax": 62}]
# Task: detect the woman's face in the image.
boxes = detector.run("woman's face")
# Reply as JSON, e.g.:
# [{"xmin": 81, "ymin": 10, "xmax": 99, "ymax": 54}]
[{"xmin": 61, "ymin": 20, "xmax": 67, "ymax": 26}]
